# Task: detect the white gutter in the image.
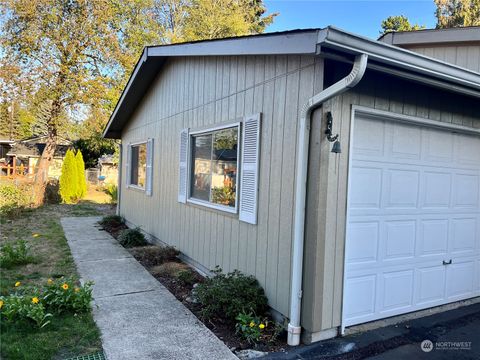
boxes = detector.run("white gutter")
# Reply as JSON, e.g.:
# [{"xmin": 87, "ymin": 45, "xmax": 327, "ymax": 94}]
[{"xmin": 288, "ymin": 53, "xmax": 368, "ymax": 346}]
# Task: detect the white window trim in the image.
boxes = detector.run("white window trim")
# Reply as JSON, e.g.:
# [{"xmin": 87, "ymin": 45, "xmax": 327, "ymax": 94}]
[
  {"xmin": 187, "ymin": 122, "xmax": 241, "ymax": 214},
  {"xmin": 127, "ymin": 140, "xmax": 148, "ymax": 191}
]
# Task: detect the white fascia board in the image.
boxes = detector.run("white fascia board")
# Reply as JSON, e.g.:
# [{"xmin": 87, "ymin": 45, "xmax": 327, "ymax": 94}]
[
  {"xmin": 147, "ymin": 31, "xmax": 319, "ymax": 57},
  {"xmin": 318, "ymin": 27, "xmax": 480, "ymax": 94}
]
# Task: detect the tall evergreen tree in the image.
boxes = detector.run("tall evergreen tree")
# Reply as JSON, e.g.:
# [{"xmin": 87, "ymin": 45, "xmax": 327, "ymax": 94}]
[
  {"xmin": 75, "ymin": 150, "xmax": 87, "ymax": 200},
  {"xmin": 59, "ymin": 149, "xmax": 79, "ymax": 204},
  {"xmin": 435, "ymin": 0, "xmax": 480, "ymax": 28},
  {"xmin": 380, "ymin": 15, "xmax": 425, "ymax": 35}
]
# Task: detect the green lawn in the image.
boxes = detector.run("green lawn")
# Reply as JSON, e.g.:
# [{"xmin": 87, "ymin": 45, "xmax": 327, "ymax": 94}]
[{"xmin": 0, "ymin": 202, "xmax": 114, "ymax": 360}]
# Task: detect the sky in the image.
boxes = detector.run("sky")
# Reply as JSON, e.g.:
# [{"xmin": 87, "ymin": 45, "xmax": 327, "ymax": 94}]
[{"xmin": 264, "ymin": 0, "xmax": 438, "ymax": 39}]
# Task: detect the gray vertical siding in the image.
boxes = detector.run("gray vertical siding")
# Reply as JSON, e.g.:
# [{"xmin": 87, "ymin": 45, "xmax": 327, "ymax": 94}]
[
  {"xmin": 406, "ymin": 44, "xmax": 480, "ymax": 73},
  {"xmin": 119, "ymin": 55, "xmax": 323, "ymax": 317},
  {"xmin": 302, "ymin": 70, "xmax": 480, "ymax": 335}
]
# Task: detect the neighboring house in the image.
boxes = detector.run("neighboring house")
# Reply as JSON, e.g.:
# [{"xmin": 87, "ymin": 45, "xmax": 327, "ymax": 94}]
[
  {"xmin": 7, "ymin": 136, "xmax": 72, "ymax": 178},
  {"xmin": 0, "ymin": 136, "xmax": 14, "ymax": 159},
  {"xmin": 103, "ymin": 26, "xmax": 480, "ymax": 345},
  {"xmin": 98, "ymin": 154, "xmax": 118, "ymax": 185}
]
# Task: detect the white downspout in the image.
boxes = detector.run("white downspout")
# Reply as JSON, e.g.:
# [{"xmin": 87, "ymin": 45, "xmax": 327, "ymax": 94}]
[{"xmin": 288, "ymin": 53, "xmax": 368, "ymax": 346}]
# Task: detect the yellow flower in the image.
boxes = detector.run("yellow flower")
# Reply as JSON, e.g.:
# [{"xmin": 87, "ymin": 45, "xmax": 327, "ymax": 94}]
[
  {"xmin": 32, "ymin": 233, "xmax": 40, "ymax": 238},
  {"xmin": 259, "ymin": 323, "xmax": 265, "ymax": 329},
  {"xmin": 0, "ymin": 300, "xmax": 4, "ymax": 309},
  {"xmin": 14, "ymin": 282, "xmax": 21, "ymax": 287},
  {"xmin": 74, "ymin": 287, "xmax": 80, "ymax": 293},
  {"xmin": 47, "ymin": 279, "xmax": 53, "ymax": 285},
  {"xmin": 62, "ymin": 283, "xmax": 69, "ymax": 290},
  {"xmin": 249, "ymin": 321, "xmax": 255, "ymax": 328},
  {"xmin": 32, "ymin": 297, "xmax": 39, "ymax": 304}
]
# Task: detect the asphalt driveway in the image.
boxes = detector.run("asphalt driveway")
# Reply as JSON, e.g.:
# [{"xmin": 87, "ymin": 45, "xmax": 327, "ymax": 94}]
[{"xmin": 265, "ymin": 301, "xmax": 480, "ymax": 359}]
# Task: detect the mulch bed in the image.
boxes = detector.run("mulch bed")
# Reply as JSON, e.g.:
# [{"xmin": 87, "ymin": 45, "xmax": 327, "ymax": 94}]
[{"xmin": 100, "ymin": 220, "xmax": 288, "ymax": 354}]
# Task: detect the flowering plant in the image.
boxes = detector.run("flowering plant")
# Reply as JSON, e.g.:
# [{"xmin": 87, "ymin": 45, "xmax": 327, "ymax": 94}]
[
  {"xmin": 235, "ymin": 312, "xmax": 269, "ymax": 344},
  {"xmin": 0, "ymin": 294, "xmax": 52, "ymax": 328},
  {"xmin": 43, "ymin": 278, "xmax": 93, "ymax": 314}
]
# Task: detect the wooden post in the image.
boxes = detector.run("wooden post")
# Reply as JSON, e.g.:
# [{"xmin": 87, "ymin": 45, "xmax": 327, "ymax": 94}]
[{"xmin": 12, "ymin": 156, "xmax": 16, "ymax": 179}]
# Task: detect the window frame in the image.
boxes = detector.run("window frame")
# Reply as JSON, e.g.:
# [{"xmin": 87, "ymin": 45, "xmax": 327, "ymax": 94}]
[
  {"xmin": 187, "ymin": 122, "xmax": 241, "ymax": 214},
  {"xmin": 128, "ymin": 140, "xmax": 148, "ymax": 191}
]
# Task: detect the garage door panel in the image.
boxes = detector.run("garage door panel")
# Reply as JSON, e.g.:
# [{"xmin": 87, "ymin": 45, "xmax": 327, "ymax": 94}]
[
  {"xmin": 450, "ymin": 218, "xmax": 477, "ymax": 255},
  {"xmin": 446, "ymin": 261, "xmax": 475, "ymax": 299},
  {"xmin": 422, "ymin": 172, "xmax": 452, "ymax": 208},
  {"xmin": 453, "ymin": 174, "xmax": 479, "ymax": 208},
  {"xmin": 343, "ymin": 275, "xmax": 377, "ymax": 321},
  {"xmin": 419, "ymin": 219, "xmax": 448, "ymax": 257},
  {"xmin": 344, "ymin": 115, "xmax": 480, "ymax": 328},
  {"xmin": 346, "ymin": 221, "xmax": 379, "ymax": 264},
  {"xmin": 380, "ymin": 270, "xmax": 414, "ymax": 312},
  {"xmin": 383, "ymin": 220, "xmax": 416, "ymax": 260},
  {"xmin": 416, "ymin": 265, "xmax": 446, "ymax": 306},
  {"xmin": 349, "ymin": 167, "xmax": 382, "ymax": 209},
  {"xmin": 384, "ymin": 170, "xmax": 419, "ymax": 209}
]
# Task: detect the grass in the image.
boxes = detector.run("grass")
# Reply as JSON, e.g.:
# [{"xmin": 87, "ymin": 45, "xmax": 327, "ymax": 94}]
[{"xmin": 0, "ymin": 201, "xmax": 115, "ymax": 360}]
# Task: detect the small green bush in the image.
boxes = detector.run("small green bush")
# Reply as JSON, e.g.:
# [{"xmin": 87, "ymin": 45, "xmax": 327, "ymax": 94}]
[
  {"xmin": 104, "ymin": 184, "xmax": 118, "ymax": 204},
  {"xmin": 44, "ymin": 179, "xmax": 61, "ymax": 204},
  {"xmin": 99, "ymin": 215, "xmax": 125, "ymax": 229},
  {"xmin": 177, "ymin": 269, "xmax": 195, "ymax": 285},
  {"xmin": 75, "ymin": 150, "xmax": 87, "ymax": 199},
  {"xmin": 118, "ymin": 228, "xmax": 147, "ymax": 248},
  {"xmin": 59, "ymin": 149, "xmax": 79, "ymax": 204},
  {"xmin": 235, "ymin": 312, "xmax": 268, "ymax": 344},
  {"xmin": 43, "ymin": 278, "xmax": 93, "ymax": 314},
  {"xmin": 129, "ymin": 245, "xmax": 179, "ymax": 267},
  {"xmin": 0, "ymin": 183, "xmax": 30, "ymax": 217},
  {"xmin": 0, "ymin": 294, "xmax": 52, "ymax": 328},
  {"xmin": 0, "ymin": 240, "xmax": 35, "ymax": 269},
  {"xmin": 195, "ymin": 267, "xmax": 268, "ymax": 322}
]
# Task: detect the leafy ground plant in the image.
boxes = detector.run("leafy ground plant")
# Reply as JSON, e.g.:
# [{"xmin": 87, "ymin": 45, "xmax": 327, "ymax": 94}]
[
  {"xmin": 43, "ymin": 278, "xmax": 93, "ymax": 314},
  {"xmin": 0, "ymin": 240, "xmax": 35, "ymax": 269},
  {"xmin": 118, "ymin": 227, "xmax": 148, "ymax": 248},
  {"xmin": 0, "ymin": 202, "xmax": 108, "ymax": 360},
  {"xmin": 194, "ymin": 267, "xmax": 268, "ymax": 322}
]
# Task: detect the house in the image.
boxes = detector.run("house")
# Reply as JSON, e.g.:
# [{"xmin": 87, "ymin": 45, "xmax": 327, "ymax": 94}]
[
  {"xmin": 98, "ymin": 154, "xmax": 118, "ymax": 185},
  {"xmin": 6, "ymin": 136, "xmax": 72, "ymax": 178},
  {"xmin": 103, "ymin": 26, "xmax": 480, "ymax": 345}
]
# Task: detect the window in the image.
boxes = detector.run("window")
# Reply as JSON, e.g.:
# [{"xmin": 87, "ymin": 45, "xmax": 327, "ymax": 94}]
[
  {"xmin": 189, "ymin": 126, "xmax": 239, "ymax": 211},
  {"xmin": 130, "ymin": 143, "xmax": 147, "ymax": 188}
]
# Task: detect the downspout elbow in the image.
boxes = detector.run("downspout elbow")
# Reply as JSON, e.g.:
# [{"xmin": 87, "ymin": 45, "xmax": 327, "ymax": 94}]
[{"xmin": 287, "ymin": 53, "xmax": 368, "ymax": 346}]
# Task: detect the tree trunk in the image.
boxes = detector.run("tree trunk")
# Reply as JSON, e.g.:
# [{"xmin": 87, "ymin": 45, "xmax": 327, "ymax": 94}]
[
  {"xmin": 32, "ymin": 98, "xmax": 62, "ymax": 206},
  {"xmin": 32, "ymin": 130, "xmax": 57, "ymax": 205}
]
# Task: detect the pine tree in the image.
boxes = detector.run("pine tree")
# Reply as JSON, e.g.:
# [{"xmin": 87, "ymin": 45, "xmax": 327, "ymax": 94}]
[
  {"xmin": 75, "ymin": 150, "xmax": 87, "ymax": 200},
  {"xmin": 59, "ymin": 149, "xmax": 79, "ymax": 204}
]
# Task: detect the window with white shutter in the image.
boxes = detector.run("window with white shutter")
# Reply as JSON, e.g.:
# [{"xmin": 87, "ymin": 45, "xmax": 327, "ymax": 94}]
[
  {"xmin": 126, "ymin": 141, "xmax": 148, "ymax": 190},
  {"xmin": 146, "ymin": 138, "xmax": 154, "ymax": 196},
  {"xmin": 239, "ymin": 113, "xmax": 261, "ymax": 224},
  {"xmin": 178, "ymin": 129, "xmax": 189, "ymax": 203}
]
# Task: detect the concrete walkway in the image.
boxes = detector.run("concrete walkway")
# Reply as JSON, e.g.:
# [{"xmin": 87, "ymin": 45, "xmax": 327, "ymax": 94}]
[{"xmin": 61, "ymin": 216, "xmax": 237, "ymax": 360}]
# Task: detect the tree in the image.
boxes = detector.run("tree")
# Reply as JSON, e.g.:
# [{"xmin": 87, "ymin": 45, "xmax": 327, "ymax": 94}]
[
  {"xmin": 380, "ymin": 15, "xmax": 426, "ymax": 35},
  {"xmin": 181, "ymin": 0, "xmax": 276, "ymax": 41},
  {"xmin": 75, "ymin": 150, "xmax": 87, "ymax": 200},
  {"xmin": 435, "ymin": 0, "xmax": 480, "ymax": 28},
  {"xmin": 59, "ymin": 149, "xmax": 79, "ymax": 204}
]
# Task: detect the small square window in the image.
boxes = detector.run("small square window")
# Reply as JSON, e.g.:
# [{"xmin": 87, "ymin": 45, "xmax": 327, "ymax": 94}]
[
  {"xmin": 189, "ymin": 126, "xmax": 239, "ymax": 211},
  {"xmin": 130, "ymin": 143, "xmax": 147, "ymax": 188}
]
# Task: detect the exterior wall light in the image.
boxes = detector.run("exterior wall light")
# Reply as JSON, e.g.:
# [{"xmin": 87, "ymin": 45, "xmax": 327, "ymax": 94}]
[{"xmin": 325, "ymin": 112, "xmax": 341, "ymax": 153}]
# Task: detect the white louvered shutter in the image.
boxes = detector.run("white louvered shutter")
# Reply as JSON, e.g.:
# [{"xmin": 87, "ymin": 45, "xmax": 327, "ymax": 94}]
[
  {"xmin": 178, "ymin": 129, "xmax": 189, "ymax": 203},
  {"xmin": 239, "ymin": 113, "xmax": 261, "ymax": 224},
  {"xmin": 146, "ymin": 138, "xmax": 154, "ymax": 196},
  {"xmin": 126, "ymin": 144, "xmax": 131, "ymax": 187}
]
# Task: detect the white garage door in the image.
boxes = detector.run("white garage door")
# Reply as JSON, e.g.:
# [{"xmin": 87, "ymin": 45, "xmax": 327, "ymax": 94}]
[{"xmin": 343, "ymin": 113, "xmax": 480, "ymax": 328}]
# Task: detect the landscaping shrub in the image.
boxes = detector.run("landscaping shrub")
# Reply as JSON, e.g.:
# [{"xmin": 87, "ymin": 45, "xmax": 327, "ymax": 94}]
[
  {"xmin": 129, "ymin": 245, "xmax": 179, "ymax": 267},
  {"xmin": 59, "ymin": 149, "xmax": 79, "ymax": 204},
  {"xmin": 0, "ymin": 240, "xmax": 35, "ymax": 269},
  {"xmin": 43, "ymin": 278, "xmax": 93, "ymax": 314},
  {"xmin": 44, "ymin": 179, "xmax": 61, "ymax": 204},
  {"xmin": 0, "ymin": 294, "xmax": 52, "ymax": 328},
  {"xmin": 118, "ymin": 228, "xmax": 147, "ymax": 248},
  {"xmin": 104, "ymin": 184, "xmax": 118, "ymax": 204},
  {"xmin": 75, "ymin": 150, "xmax": 87, "ymax": 199},
  {"xmin": 194, "ymin": 267, "xmax": 268, "ymax": 322},
  {"xmin": 0, "ymin": 183, "xmax": 30, "ymax": 217},
  {"xmin": 235, "ymin": 312, "xmax": 268, "ymax": 344},
  {"xmin": 99, "ymin": 215, "xmax": 125, "ymax": 229},
  {"xmin": 177, "ymin": 269, "xmax": 195, "ymax": 285}
]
